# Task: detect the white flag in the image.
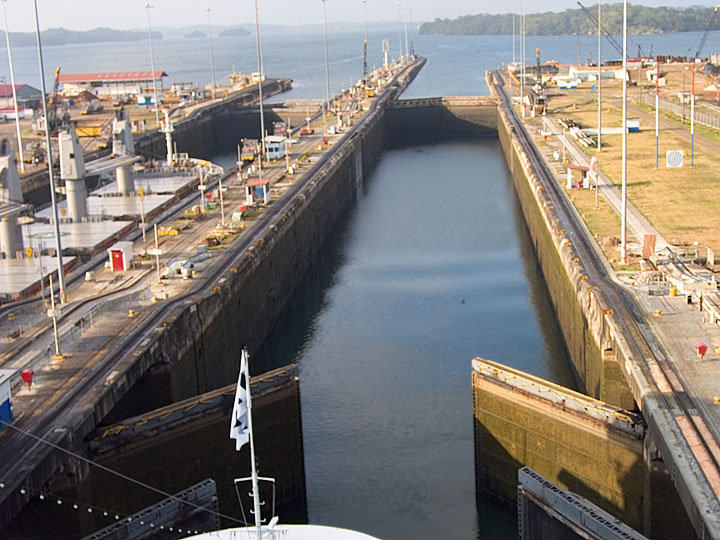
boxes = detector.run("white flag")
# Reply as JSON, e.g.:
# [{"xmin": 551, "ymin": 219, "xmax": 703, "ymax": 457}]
[{"xmin": 230, "ymin": 350, "xmax": 250, "ymax": 451}]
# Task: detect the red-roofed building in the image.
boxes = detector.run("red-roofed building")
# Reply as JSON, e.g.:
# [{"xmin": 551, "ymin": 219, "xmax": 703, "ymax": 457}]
[
  {"xmin": 58, "ymin": 70, "xmax": 168, "ymax": 98},
  {"xmin": 0, "ymin": 84, "xmax": 41, "ymax": 111}
]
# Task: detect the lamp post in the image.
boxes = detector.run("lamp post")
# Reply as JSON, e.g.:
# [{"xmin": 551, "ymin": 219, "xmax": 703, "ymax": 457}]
[
  {"xmin": 253, "ymin": 0, "xmax": 266, "ymax": 169},
  {"xmin": 205, "ymin": 6, "xmax": 217, "ymax": 99},
  {"xmin": 520, "ymin": 0, "xmax": 525, "ymax": 118},
  {"xmin": 691, "ymin": 61, "xmax": 695, "ymax": 167},
  {"xmin": 620, "ymin": 0, "xmax": 628, "ymax": 263},
  {"xmin": 397, "ymin": 1, "xmax": 403, "ymax": 61},
  {"xmin": 404, "ymin": 6, "xmax": 409, "ymax": 62},
  {"xmin": 1, "ymin": 0, "xmax": 24, "ymax": 172},
  {"xmin": 597, "ymin": 0, "xmax": 602, "ymax": 152},
  {"xmin": 362, "ymin": 0, "xmax": 368, "ymax": 43},
  {"xmin": 144, "ymin": 2, "xmax": 160, "ymax": 127},
  {"xmin": 322, "ymin": 0, "xmax": 331, "ymax": 123},
  {"xmin": 33, "ymin": 0, "xmax": 66, "ymax": 303}
]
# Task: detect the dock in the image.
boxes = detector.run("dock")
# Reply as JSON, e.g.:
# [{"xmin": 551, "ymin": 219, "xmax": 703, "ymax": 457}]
[{"xmin": 0, "ymin": 56, "xmax": 425, "ymax": 532}]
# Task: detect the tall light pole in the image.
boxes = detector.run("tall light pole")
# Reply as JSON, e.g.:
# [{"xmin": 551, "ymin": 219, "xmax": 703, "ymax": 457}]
[
  {"xmin": 253, "ymin": 0, "xmax": 266, "ymax": 171},
  {"xmin": 404, "ymin": 6, "xmax": 409, "ymax": 61},
  {"xmin": 520, "ymin": 0, "xmax": 525, "ymax": 118},
  {"xmin": 1, "ymin": 0, "xmax": 24, "ymax": 172},
  {"xmin": 205, "ymin": 6, "xmax": 217, "ymax": 99},
  {"xmin": 691, "ymin": 61, "xmax": 695, "ymax": 167},
  {"xmin": 322, "ymin": 0, "xmax": 331, "ymax": 117},
  {"xmin": 362, "ymin": 0, "xmax": 368, "ymax": 42},
  {"xmin": 620, "ymin": 0, "xmax": 628, "ymax": 263},
  {"xmin": 397, "ymin": 1, "xmax": 403, "ymax": 60},
  {"xmin": 597, "ymin": 0, "xmax": 602, "ymax": 151},
  {"xmin": 144, "ymin": 2, "xmax": 160, "ymax": 127},
  {"xmin": 33, "ymin": 0, "xmax": 66, "ymax": 303}
]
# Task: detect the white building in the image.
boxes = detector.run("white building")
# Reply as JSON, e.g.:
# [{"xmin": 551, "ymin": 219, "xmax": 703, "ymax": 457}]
[
  {"xmin": 59, "ymin": 70, "xmax": 167, "ymax": 98},
  {"xmin": 265, "ymin": 135, "xmax": 287, "ymax": 160}
]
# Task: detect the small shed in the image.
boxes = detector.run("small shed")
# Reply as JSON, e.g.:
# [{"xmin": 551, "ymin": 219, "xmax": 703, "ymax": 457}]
[
  {"xmin": 0, "ymin": 369, "xmax": 14, "ymax": 429},
  {"xmin": 566, "ymin": 164, "xmax": 590, "ymax": 189},
  {"xmin": 107, "ymin": 241, "xmax": 134, "ymax": 272},
  {"xmin": 264, "ymin": 135, "xmax": 286, "ymax": 160},
  {"xmin": 245, "ymin": 179, "xmax": 271, "ymax": 206}
]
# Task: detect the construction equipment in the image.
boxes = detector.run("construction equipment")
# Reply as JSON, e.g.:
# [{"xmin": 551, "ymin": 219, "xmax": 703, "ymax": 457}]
[
  {"xmin": 33, "ymin": 66, "xmax": 69, "ymax": 134},
  {"xmin": 363, "ymin": 38, "xmax": 368, "ymax": 78},
  {"xmin": 694, "ymin": 5, "xmax": 720, "ymax": 59},
  {"xmin": 577, "ymin": 2, "xmax": 623, "ymax": 58}
]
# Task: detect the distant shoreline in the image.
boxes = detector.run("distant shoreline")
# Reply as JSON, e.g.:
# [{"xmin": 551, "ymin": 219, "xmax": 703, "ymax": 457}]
[{"xmin": 420, "ymin": 5, "xmax": 720, "ymax": 36}]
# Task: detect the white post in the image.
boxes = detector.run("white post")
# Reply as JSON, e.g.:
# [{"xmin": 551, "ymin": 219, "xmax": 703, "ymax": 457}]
[
  {"xmin": 1, "ymin": 0, "xmax": 24, "ymax": 172},
  {"xmin": 48, "ymin": 272, "xmax": 61, "ymax": 357},
  {"xmin": 322, "ymin": 0, "xmax": 331, "ymax": 124},
  {"xmin": 512, "ymin": 13, "xmax": 516, "ymax": 65},
  {"xmin": 144, "ymin": 2, "xmax": 160, "ymax": 127},
  {"xmin": 37, "ymin": 241, "xmax": 45, "ymax": 308},
  {"xmin": 396, "ymin": 1, "xmax": 403, "ymax": 60},
  {"xmin": 520, "ymin": 0, "xmax": 525, "ymax": 118},
  {"xmin": 139, "ymin": 188, "xmax": 147, "ymax": 255},
  {"xmin": 205, "ymin": 6, "xmax": 217, "ymax": 99},
  {"xmin": 33, "ymin": 0, "xmax": 66, "ymax": 303},
  {"xmin": 254, "ymin": 0, "xmax": 266, "ymax": 170},
  {"xmin": 199, "ymin": 168, "xmax": 206, "ymax": 210},
  {"xmin": 154, "ymin": 223, "xmax": 161, "ymax": 283},
  {"xmin": 597, "ymin": 0, "xmax": 602, "ymax": 151},
  {"xmin": 219, "ymin": 176, "xmax": 225, "ymax": 231},
  {"xmin": 404, "ymin": 7, "xmax": 409, "ymax": 61},
  {"xmin": 620, "ymin": 0, "xmax": 628, "ymax": 263}
]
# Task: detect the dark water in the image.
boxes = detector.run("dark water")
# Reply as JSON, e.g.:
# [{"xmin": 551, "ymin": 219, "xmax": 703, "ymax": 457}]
[{"xmin": 246, "ymin": 137, "xmax": 575, "ymax": 540}]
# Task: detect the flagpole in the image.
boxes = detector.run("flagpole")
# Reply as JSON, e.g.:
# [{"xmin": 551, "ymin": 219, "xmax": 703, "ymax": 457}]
[{"xmin": 243, "ymin": 348, "xmax": 263, "ymax": 538}]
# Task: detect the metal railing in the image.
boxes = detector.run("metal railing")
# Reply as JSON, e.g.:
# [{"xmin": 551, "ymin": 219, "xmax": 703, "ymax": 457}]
[{"xmin": 641, "ymin": 93, "xmax": 720, "ymax": 130}]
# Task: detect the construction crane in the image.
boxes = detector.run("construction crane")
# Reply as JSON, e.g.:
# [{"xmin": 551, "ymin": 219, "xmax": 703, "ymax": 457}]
[
  {"xmin": 46, "ymin": 66, "xmax": 62, "ymax": 132},
  {"xmin": 363, "ymin": 38, "xmax": 368, "ymax": 78},
  {"xmin": 577, "ymin": 2, "xmax": 622, "ymax": 58},
  {"xmin": 694, "ymin": 5, "xmax": 720, "ymax": 59}
]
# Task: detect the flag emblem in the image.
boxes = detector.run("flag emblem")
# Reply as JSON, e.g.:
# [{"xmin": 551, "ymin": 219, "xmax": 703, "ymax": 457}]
[{"xmin": 230, "ymin": 350, "xmax": 250, "ymax": 451}]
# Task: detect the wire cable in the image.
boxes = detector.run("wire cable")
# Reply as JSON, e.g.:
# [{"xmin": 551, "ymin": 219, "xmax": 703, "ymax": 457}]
[{"xmin": 0, "ymin": 418, "xmax": 248, "ymax": 527}]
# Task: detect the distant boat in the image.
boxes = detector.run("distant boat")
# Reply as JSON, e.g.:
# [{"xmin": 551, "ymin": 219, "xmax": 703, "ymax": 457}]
[{"xmin": 182, "ymin": 349, "xmax": 381, "ymax": 540}]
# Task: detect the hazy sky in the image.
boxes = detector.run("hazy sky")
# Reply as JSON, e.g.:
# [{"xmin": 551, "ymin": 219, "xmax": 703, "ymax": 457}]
[{"xmin": 5, "ymin": 0, "xmax": 720, "ymax": 32}]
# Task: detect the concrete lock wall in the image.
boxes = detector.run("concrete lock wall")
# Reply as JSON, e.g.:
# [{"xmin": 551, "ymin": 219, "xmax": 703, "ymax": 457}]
[
  {"xmin": 472, "ymin": 359, "xmax": 646, "ymax": 532},
  {"xmin": 96, "ymin": 64, "xmax": 411, "ymax": 421},
  {"xmin": 489, "ymin": 76, "xmax": 634, "ymax": 410}
]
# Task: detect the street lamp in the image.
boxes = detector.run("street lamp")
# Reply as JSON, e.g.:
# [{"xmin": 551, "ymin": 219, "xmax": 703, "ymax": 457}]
[
  {"xmin": 397, "ymin": 1, "xmax": 403, "ymax": 60},
  {"xmin": 620, "ymin": 0, "xmax": 628, "ymax": 263},
  {"xmin": 144, "ymin": 2, "xmax": 160, "ymax": 127},
  {"xmin": 322, "ymin": 0, "xmax": 331, "ymax": 121},
  {"xmin": 1, "ymin": 0, "xmax": 24, "ymax": 172},
  {"xmin": 205, "ymin": 6, "xmax": 217, "ymax": 99},
  {"xmin": 404, "ymin": 6, "xmax": 409, "ymax": 61},
  {"xmin": 253, "ymin": 0, "xmax": 266, "ymax": 168},
  {"xmin": 362, "ymin": 0, "xmax": 368, "ymax": 41},
  {"xmin": 597, "ymin": 0, "xmax": 602, "ymax": 152},
  {"xmin": 32, "ymin": 0, "xmax": 66, "ymax": 303}
]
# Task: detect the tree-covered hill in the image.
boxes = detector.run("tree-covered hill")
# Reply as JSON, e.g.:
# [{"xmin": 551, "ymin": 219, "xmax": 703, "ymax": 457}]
[
  {"xmin": 2, "ymin": 27, "xmax": 162, "ymax": 47},
  {"xmin": 419, "ymin": 4, "xmax": 720, "ymax": 35}
]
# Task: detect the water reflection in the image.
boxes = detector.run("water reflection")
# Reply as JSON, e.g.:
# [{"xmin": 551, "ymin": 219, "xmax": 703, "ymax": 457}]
[{"xmin": 253, "ymin": 138, "xmax": 574, "ymax": 539}]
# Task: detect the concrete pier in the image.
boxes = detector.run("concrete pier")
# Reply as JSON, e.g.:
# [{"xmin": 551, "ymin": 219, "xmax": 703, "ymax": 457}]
[
  {"xmin": 115, "ymin": 164, "xmax": 134, "ymax": 196},
  {"xmin": 0, "ymin": 59, "xmax": 424, "ymax": 532}
]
